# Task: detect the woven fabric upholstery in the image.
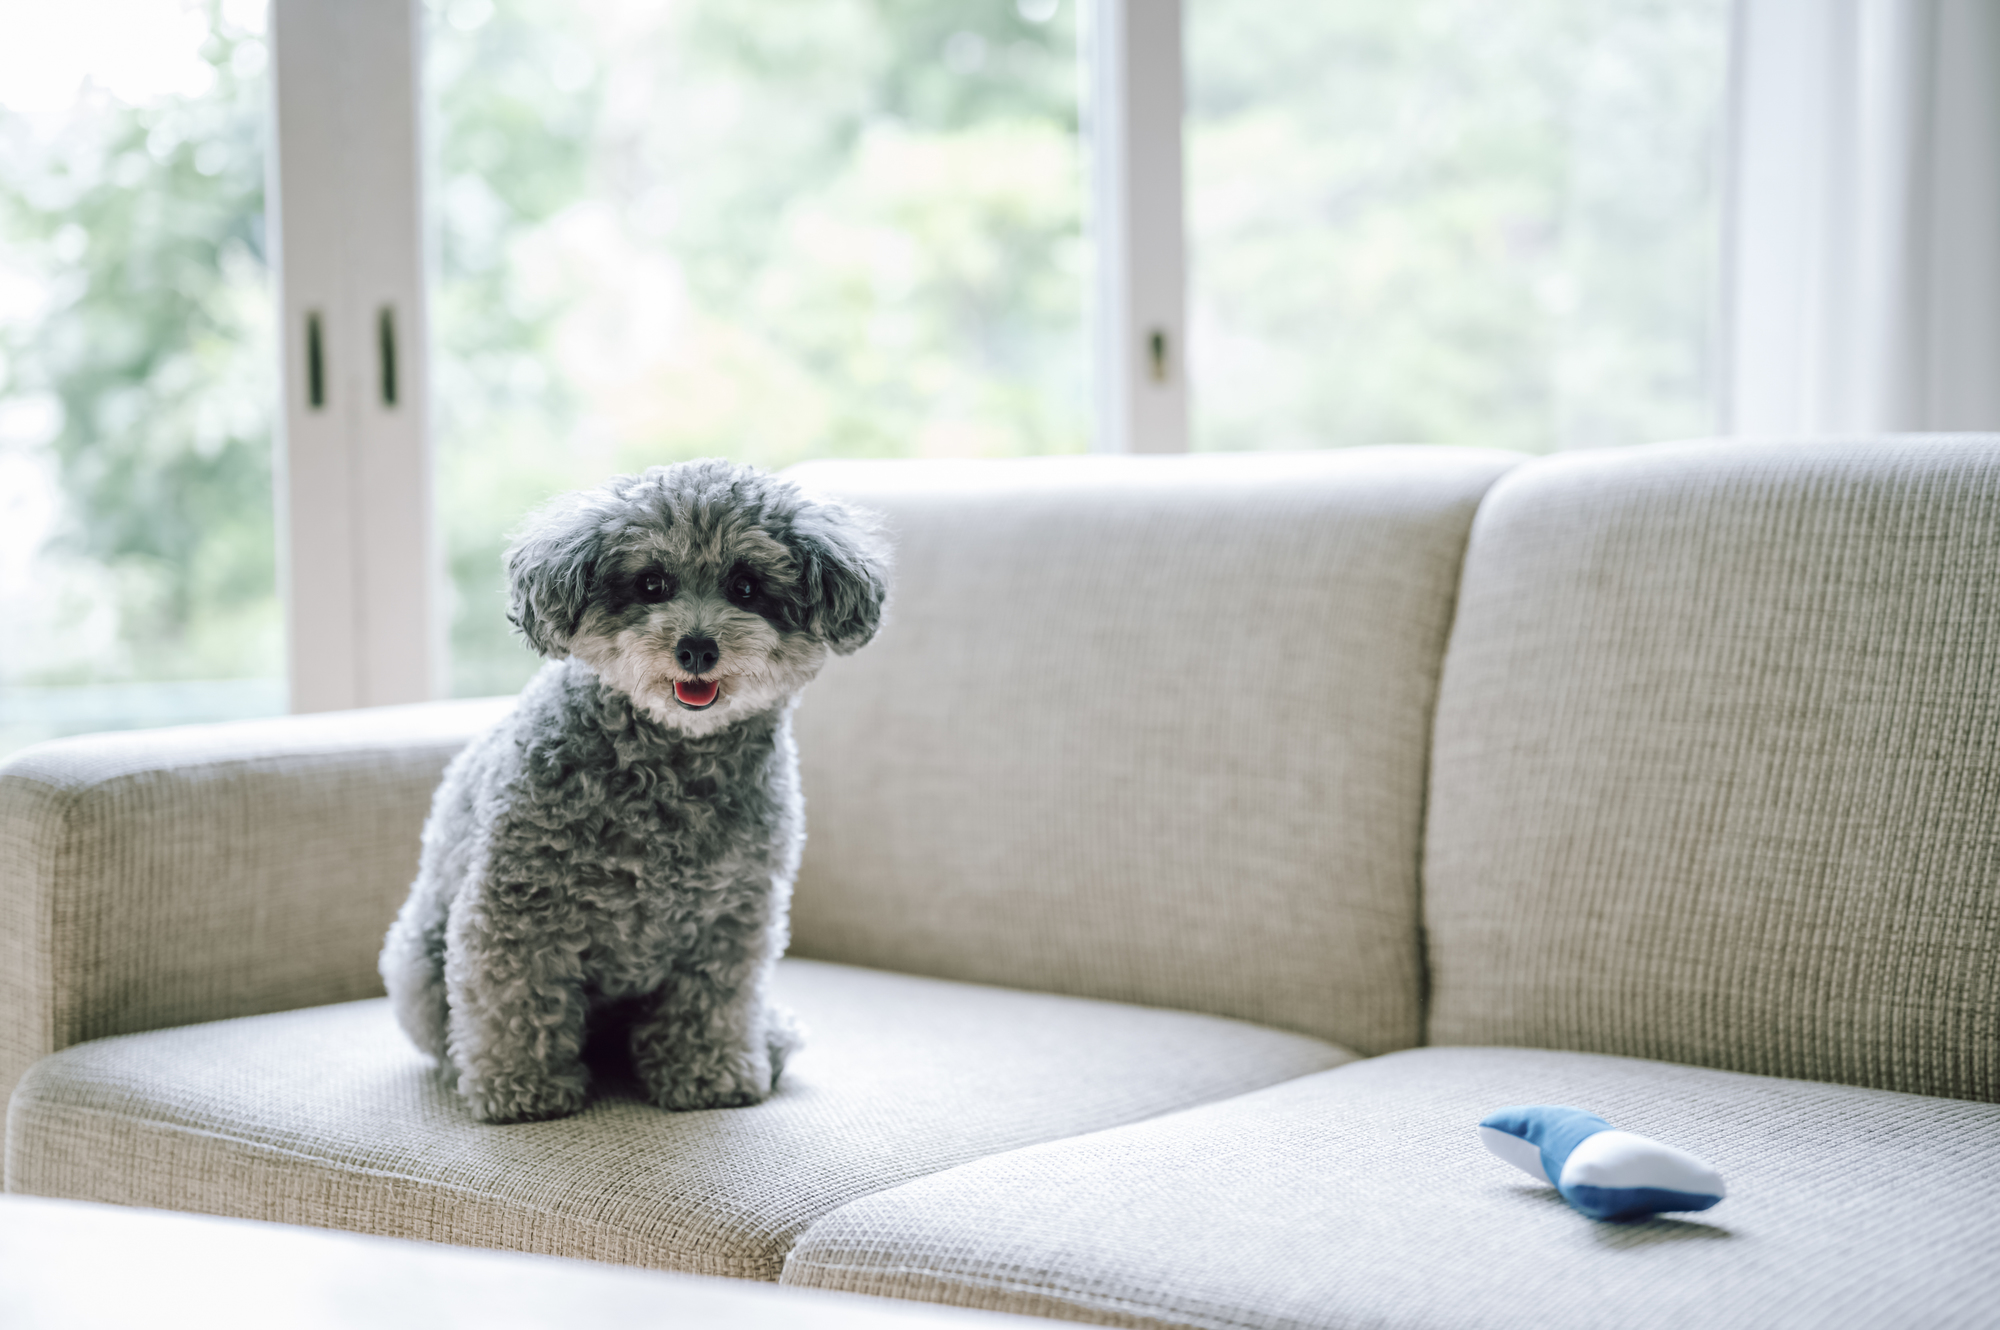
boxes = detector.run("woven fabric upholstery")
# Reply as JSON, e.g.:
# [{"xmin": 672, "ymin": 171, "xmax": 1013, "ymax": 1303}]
[
  {"xmin": 4, "ymin": 959, "xmax": 1351, "ymax": 1280},
  {"xmin": 0, "ymin": 699, "xmax": 511, "ymax": 1109},
  {"xmin": 783, "ymin": 1046, "xmax": 2000, "ymax": 1329},
  {"xmin": 784, "ymin": 449, "xmax": 1518, "ymax": 1055},
  {"xmin": 1426, "ymin": 436, "xmax": 2000, "ymax": 1101}
]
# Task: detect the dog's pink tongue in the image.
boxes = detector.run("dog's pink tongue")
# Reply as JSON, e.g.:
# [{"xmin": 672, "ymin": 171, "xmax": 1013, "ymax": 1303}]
[{"xmin": 675, "ymin": 679, "xmax": 719, "ymax": 706}]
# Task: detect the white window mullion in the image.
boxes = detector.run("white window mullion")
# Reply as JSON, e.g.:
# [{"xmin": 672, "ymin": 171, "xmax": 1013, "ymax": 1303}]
[
  {"xmin": 270, "ymin": 0, "xmax": 435, "ymax": 713},
  {"xmin": 1088, "ymin": 0, "xmax": 1188, "ymax": 454}
]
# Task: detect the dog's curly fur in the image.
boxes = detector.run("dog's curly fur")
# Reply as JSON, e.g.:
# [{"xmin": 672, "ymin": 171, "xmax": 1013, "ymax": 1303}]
[{"xmin": 379, "ymin": 459, "xmax": 889, "ymax": 1123}]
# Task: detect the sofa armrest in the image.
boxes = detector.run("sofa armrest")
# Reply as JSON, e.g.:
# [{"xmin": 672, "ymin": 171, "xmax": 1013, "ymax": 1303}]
[{"xmin": 0, "ymin": 698, "xmax": 511, "ymax": 1107}]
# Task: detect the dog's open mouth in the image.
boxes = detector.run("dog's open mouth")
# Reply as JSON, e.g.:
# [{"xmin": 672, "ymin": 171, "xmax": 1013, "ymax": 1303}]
[{"xmin": 673, "ymin": 679, "xmax": 721, "ymax": 710}]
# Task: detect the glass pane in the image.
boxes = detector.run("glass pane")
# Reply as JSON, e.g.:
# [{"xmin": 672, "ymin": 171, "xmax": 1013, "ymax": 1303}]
[
  {"xmin": 1186, "ymin": 0, "xmax": 1730, "ymax": 454},
  {"xmin": 430, "ymin": 0, "xmax": 1088, "ymax": 697},
  {"xmin": 0, "ymin": 0, "xmax": 279, "ymax": 758}
]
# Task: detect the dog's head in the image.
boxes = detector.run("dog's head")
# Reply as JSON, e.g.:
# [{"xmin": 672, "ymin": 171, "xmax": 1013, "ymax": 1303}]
[{"xmin": 505, "ymin": 460, "xmax": 890, "ymax": 732}]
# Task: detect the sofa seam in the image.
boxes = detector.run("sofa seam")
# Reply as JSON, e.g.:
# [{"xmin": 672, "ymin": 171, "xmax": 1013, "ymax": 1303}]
[{"xmin": 1412, "ymin": 464, "xmax": 1522, "ymax": 1051}]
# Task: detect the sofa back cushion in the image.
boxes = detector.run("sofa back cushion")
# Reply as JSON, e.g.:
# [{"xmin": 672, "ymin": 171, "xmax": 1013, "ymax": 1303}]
[
  {"xmin": 785, "ymin": 449, "xmax": 1517, "ymax": 1055},
  {"xmin": 1425, "ymin": 437, "xmax": 2000, "ymax": 1101}
]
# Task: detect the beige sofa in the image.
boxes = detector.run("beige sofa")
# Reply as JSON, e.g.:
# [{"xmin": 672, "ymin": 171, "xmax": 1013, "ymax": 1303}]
[{"xmin": 5, "ymin": 440, "xmax": 1998, "ymax": 1328}]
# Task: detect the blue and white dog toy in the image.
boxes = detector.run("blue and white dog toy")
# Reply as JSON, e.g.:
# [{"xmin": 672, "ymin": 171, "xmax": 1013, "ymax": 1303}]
[{"xmin": 1479, "ymin": 1106, "xmax": 1726, "ymax": 1222}]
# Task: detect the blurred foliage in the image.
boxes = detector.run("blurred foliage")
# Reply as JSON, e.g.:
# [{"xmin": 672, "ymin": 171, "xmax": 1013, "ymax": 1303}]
[
  {"xmin": 0, "ymin": 5, "xmax": 276, "ymax": 689},
  {"xmin": 430, "ymin": 0, "xmax": 1087, "ymax": 694},
  {"xmin": 1186, "ymin": 0, "xmax": 1729, "ymax": 454}
]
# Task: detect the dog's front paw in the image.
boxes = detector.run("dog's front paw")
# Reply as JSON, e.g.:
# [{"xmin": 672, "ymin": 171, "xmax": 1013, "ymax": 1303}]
[
  {"xmin": 458, "ymin": 1065, "xmax": 589, "ymax": 1124},
  {"xmin": 640, "ymin": 1048, "xmax": 775, "ymax": 1112},
  {"xmin": 648, "ymin": 1075, "xmax": 768, "ymax": 1112}
]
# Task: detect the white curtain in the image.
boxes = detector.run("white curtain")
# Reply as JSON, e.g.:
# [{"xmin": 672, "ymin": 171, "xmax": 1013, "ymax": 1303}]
[{"xmin": 1728, "ymin": 0, "xmax": 2000, "ymax": 434}]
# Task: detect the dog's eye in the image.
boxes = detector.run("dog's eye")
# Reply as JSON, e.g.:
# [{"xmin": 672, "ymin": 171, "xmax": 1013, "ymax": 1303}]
[
  {"xmin": 727, "ymin": 572, "xmax": 757, "ymax": 605},
  {"xmin": 638, "ymin": 570, "xmax": 675, "ymax": 603}
]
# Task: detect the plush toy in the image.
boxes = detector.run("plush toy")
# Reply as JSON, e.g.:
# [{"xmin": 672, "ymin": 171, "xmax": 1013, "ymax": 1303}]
[{"xmin": 1479, "ymin": 1106, "xmax": 1726, "ymax": 1221}]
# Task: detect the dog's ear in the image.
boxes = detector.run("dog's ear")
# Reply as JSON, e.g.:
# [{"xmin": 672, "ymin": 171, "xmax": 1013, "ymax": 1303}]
[
  {"xmin": 505, "ymin": 494, "xmax": 607, "ymax": 658},
  {"xmin": 788, "ymin": 498, "xmax": 891, "ymax": 655}
]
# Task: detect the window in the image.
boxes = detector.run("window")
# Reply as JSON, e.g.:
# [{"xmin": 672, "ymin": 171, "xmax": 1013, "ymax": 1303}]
[
  {"xmin": 2, "ymin": 0, "xmax": 1752, "ymax": 754},
  {"xmin": 427, "ymin": 0, "xmax": 1088, "ymax": 696},
  {"xmin": 1185, "ymin": 0, "xmax": 1730, "ymax": 454},
  {"xmin": 0, "ymin": 0, "xmax": 278, "ymax": 754}
]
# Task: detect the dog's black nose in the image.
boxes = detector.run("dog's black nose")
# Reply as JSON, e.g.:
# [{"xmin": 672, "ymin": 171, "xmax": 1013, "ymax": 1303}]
[{"xmin": 675, "ymin": 635, "xmax": 720, "ymax": 674}]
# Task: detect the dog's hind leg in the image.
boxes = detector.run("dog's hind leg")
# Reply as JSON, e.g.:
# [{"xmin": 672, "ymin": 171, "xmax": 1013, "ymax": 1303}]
[
  {"xmin": 380, "ymin": 764, "xmax": 488, "ymax": 1064},
  {"xmin": 380, "ymin": 877, "xmax": 454, "ymax": 1063}
]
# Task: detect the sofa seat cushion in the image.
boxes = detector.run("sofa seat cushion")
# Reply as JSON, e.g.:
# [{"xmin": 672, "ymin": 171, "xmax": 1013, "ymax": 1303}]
[
  {"xmin": 782, "ymin": 1046, "xmax": 2000, "ymax": 1329},
  {"xmin": 4, "ymin": 960, "xmax": 1351, "ymax": 1280}
]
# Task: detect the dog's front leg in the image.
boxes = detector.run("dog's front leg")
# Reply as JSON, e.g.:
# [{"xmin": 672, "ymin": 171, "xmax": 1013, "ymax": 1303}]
[
  {"xmin": 628, "ymin": 903, "xmax": 790, "ymax": 1111},
  {"xmin": 443, "ymin": 896, "xmax": 591, "ymax": 1123}
]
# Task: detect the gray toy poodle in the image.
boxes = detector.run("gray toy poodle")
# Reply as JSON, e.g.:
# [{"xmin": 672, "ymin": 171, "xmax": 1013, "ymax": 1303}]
[{"xmin": 380, "ymin": 459, "xmax": 889, "ymax": 1123}]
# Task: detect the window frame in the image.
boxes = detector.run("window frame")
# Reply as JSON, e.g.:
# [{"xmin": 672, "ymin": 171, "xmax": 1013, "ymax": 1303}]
[
  {"xmin": 266, "ymin": 0, "xmax": 1185, "ymax": 711},
  {"xmin": 270, "ymin": 0, "xmax": 436, "ymax": 713},
  {"xmin": 1087, "ymin": 0, "xmax": 1189, "ymax": 455}
]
